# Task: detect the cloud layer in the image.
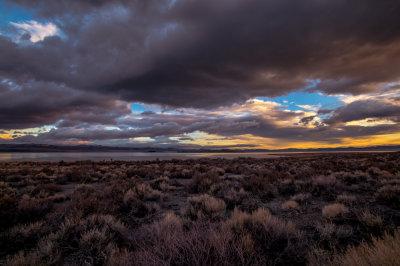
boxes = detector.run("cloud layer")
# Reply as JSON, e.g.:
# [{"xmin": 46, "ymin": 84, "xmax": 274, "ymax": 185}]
[{"xmin": 1, "ymin": 0, "xmax": 400, "ymax": 147}]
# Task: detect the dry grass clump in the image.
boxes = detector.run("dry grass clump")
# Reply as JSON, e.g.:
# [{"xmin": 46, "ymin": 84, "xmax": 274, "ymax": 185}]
[
  {"xmin": 334, "ymin": 171, "xmax": 368, "ymax": 185},
  {"xmin": 150, "ymin": 176, "xmax": 177, "ymax": 192},
  {"xmin": 337, "ymin": 194, "xmax": 357, "ymax": 205},
  {"xmin": 337, "ymin": 229, "xmax": 400, "ymax": 266},
  {"xmin": 316, "ymin": 222, "xmax": 336, "ymax": 240},
  {"xmin": 169, "ymin": 167, "xmax": 192, "ymax": 179},
  {"xmin": 335, "ymin": 225, "xmax": 354, "ymax": 239},
  {"xmin": 49, "ymin": 194, "xmax": 66, "ymax": 203},
  {"xmin": 105, "ymin": 248, "xmax": 133, "ymax": 266},
  {"xmin": 134, "ymin": 212, "xmax": 183, "ymax": 264},
  {"xmin": 311, "ymin": 175, "xmax": 339, "ymax": 199},
  {"xmin": 34, "ymin": 183, "xmax": 62, "ymax": 195},
  {"xmin": 308, "ymin": 229, "xmax": 400, "ymax": 266},
  {"xmin": 0, "ymin": 183, "xmax": 18, "ymax": 229},
  {"xmin": 322, "ymin": 203, "xmax": 349, "ymax": 218},
  {"xmin": 358, "ymin": 211, "xmax": 383, "ymax": 228},
  {"xmin": 243, "ymin": 175, "xmax": 274, "ymax": 200},
  {"xmin": 17, "ymin": 195, "xmax": 53, "ymax": 223},
  {"xmin": 188, "ymin": 170, "xmax": 220, "ymax": 193},
  {"xmin": 222, "ymin": 208, "xmax": 304, "ymax": 264},
  {"xmin": 368, "ymin": 166, "xmax": 395, "ymax": 180},
  {"xmin": 223, "ymin": 208, "xmax": 298, "ymax": 242},
  {"xmin": 5, "ymin": 251, "xmax": 40, "ymax": 266},
  {"xmin": 0, "ymin": 221, "xmax": 51, "ymax": 255},
  {"xmin": 282, "ymin": 200, "xmax": 299, "ymax": 210},
  {"xmin": 291, "ymin": 192, "xmax": 311, "ymax": 203},
  {"xmin": 1, "ymin": 221, "xmax": 51, "ymax": 257},
  {"xmin": 122, "ymin": 188, "xmax": 139, "ymax": 205},
  {"xmin": 133, "ymin": 212, "xmax": 234, "ymax": 266},
  {"xmin": 6, "ymin": 214, "xmax": 129, "ymax": 266},
  {"xmin": 67, "ymin": 184, "xmax": 105, "ymax": 217},
  {"xmin": 64, "ymin": 167, "xmax": 91, "ymax": 182},
  {"xmin": 278, "ymin": 178, "xmax": 298, "ymax": 195},
  {"xmin": 8, "ymin": 221, "xmax": 47, "ymax": 239},
  {"xmin": 210, "ymin": 180, "xmax": 248, "ymax": 208},
  {"xmin": 376, "ymin": 185, "xmax": 400, "ymax": 209},
  {"xmin": 135, "ymin": 208, "xmax": 304, "ymax": 265},
  {"xmin": 125, "ymin": 182, "xmax": 165, "ymax": 201},
  {"xmin": 185, "ymin": 194, "xmax": 226, "ymax": 221},
  {"xmin": 121, "ymin": 189, "xmax": 160, "ymax": 222},
  {"xmin": 218, "ymin": 187, "xmax": 247, "ymax": 209},
  {"xmin": 313, "ymin": 175, "xmax": 337, "ymax": 188},
  {"xmin": 102, "ymin": 177, "xmax": 136, "ymax": 204}
]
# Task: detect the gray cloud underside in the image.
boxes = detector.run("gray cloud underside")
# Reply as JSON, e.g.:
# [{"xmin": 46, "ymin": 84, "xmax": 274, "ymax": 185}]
[
  {"xmin": 2, "ymin": 0, "xmax": 400, "ymax": 108},
  {"xmin": 0, "ymin": 78, "xmax": 130, "ymax": 130},
  {"xmin": 324, "ymin": 100, "xmax": 400, "ymax": 125}
]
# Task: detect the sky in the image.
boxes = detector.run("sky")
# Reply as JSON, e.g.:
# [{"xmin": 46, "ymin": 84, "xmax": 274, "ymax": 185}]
[{"xmin": 1, "ymin": 0, "xmax": 400, "ymax": 150}]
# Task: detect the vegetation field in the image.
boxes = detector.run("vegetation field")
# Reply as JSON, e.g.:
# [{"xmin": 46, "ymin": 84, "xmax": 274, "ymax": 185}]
[{"xmin": 1, "ymin": 153, "xmax": 400, "ymax": 265}]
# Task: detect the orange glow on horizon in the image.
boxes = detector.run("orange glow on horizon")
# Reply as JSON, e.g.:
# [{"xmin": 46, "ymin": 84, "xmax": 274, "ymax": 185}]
[
  {"xmin": 187, "ymin": 132, "xmax": 400, "ymax": 150},
  {"xmin": 61, "ymin": 140, "xmax": 91, "ymax": 145},
  {"xmin": 0, "ymin": 134, "xmax": 13, "ymax": 140}
]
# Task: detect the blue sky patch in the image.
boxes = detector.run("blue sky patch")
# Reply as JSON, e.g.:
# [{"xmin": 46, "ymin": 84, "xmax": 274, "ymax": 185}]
[
  {"xmin": 131, "ymin": 103, "xmax": 163, "ymax": 113},
  {"xmin": 258, "ymin": 91, "xmax": 344, "ymax": 112},
  {"xmin": 0, "ymin": 2, "xmax": 33, "ymax": 27}
]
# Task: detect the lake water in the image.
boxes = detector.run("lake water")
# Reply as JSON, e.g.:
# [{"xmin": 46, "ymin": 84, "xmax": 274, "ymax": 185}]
[{"xmin": 0, "ymin": 152, "xmax": 284, "ymax": 162}]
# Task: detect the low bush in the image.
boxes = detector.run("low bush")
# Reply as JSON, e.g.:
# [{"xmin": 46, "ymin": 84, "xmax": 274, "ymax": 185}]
[
  {"xmin": 67, "ymin": 184, "xmax": 105, "ymax": 218},
  {"xmin": 18, "ymin": 195, "xmax": 53, "ymax": 223},
  {"xmin": 313, "ymin": 175, "xmax": 337, "ymax": 188},
  {"xmin": 125, "ymin": 183, "xmax": 164, "ymax": 201},
  {"xmin": 282, "ymin": 200, "xmax": 299, "ymax": 210},
  {"xmin": 278, "ymin": 178, "xmax": 298, "ymax": 195},
  {"xmin": 308, "ymin": 229, "xmax": 400, "ymax": 266},
  {"xmin": 185, "ymin": 194, "xmax": 226, "ymax": 221},
  {"xmin": 222, "ymin": 208, "xmax": 304, "ymax": 264},
  {"xmin": 133, "ymin": 212, "xmax": 234, "ymax": 266},
  {"xmin": 121, "ymin": 190, "xmax": 160, "ymax": 222},
  {"xmin": 188, "ymin": 170, "xmax": 220, "ymax": 193},
  {"xmin": 210, "ymin": 180, "xmax": 248, "ymax": 209},
  {"xmin": 291, "ymin": 193, "xmax": 311, "ymax": 203},
  {"xmin": 34, "ymin": 184, "xmax": 62, "ymax": 195},
  {"xmin": 357, "ymin": 211, "xmax": 383, "ymax": 228},
  {"xmin": 322, "ymin": 203, "xmax": 349, "ymax": 219},
  {"xmin": 376, "ymin": 185, "xmax": 400, "ymax": 209},
  {"xmin": 311, "ymin": 175, "xmax": 338, "ymax": 199},
  {"xmin": 243, "ymin": 175, "xmax": 274, "ymax": 200},
  {"xmin": 6, "ymin": 214, "xmax": 129, "ymax": 266},
  {"xmin": 316, "ymin": 222, "xmax": 336, "ymax": 240},
  {"xmin": 0, "ymin": 185, "xmax": 18, "ymax": 229},
  {"xmin": 64, "ymin": 167, "xmax": 91, "ymax": 182},
  {"xmin": 1, "ymin": 221, "xmax": 51, "ymax": 256},
  {"xmin": 337, "ymin": 194, "xmax": 357, "ymax": 205},
  {"xmin": 151, "ymin": 176, "xmax": 176, "ymax": 192}
]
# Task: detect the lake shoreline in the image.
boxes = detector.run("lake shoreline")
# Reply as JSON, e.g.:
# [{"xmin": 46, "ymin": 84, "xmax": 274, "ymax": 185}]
[{"xmin": 0, "ymin": 150, "xmax": 397, "ymax": 162}]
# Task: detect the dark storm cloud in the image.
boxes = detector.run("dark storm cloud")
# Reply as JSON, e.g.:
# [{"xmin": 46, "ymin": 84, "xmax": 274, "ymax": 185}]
[
  {"xmin": 324, "ymin": 99, "xmax": 400, "ymax": 125},
  {"xmin": 2, "ymin": 0, "xmax": 400, "ymax": 108},
  {"xmin": 0, "ymin": 78, "xmax": 130, "ymax": 129},
  {"xmin": 215, "ymin": 115, "xmax": 400, "ymax": 144},
  {"xmin": 299, "ymin": 116, "xmax": 316, "ymax": 126}
]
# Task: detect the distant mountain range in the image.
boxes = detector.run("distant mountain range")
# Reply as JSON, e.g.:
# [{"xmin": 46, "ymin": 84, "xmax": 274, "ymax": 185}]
[{"xmin": 0, "ymin": 144, "xmax": 399, "ymax": 153}]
